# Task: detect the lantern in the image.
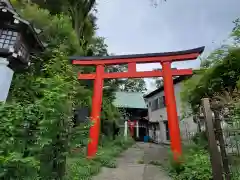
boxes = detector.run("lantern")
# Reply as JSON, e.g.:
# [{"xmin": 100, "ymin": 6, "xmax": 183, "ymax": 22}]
[
  {"xmin": 0, "ymin": 0, "xmax": 44, "ymax": 102},
  {"xmin": 0, "ymin": 0, "xmax": 44, "ymax": 70}
]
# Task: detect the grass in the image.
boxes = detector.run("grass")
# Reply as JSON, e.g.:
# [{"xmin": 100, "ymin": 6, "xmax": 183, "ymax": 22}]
[
  {"xmin": 65, "ymin": 136, "xmax": 134, "ymax": 180},
  {"xmin": 163, "ymin": 144, "xmax": 240, "ymax": 180},
  {"xmin": 229, "ymin": 154, "xmax": 240, "ymax": 179},
  {"xmin": 149, "ymin": 160, "xmax": 163, "ymax": 166},
  {"xmin": 137, "ymin": 159, "xmax": 144, "ymax": 164}
]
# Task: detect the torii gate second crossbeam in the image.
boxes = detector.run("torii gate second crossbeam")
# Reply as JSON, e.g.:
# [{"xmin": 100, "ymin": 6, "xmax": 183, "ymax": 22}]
[{"xmin": 70, "ymin": 46, "xmax": 204, "ymax": 161}]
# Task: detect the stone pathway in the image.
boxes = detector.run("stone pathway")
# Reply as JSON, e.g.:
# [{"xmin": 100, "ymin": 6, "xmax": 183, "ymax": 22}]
[{"xmin": 92, "ymin": 142, "xmax": 172, "ymax": 180}]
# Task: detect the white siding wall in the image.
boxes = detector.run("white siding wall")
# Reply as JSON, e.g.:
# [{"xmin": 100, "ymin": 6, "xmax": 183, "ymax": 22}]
[
  {"xmin": 155, "ymin": 130, "xmax": 161, "ymax": 143},
  {"xmin": 145, "ymin": 82, "xmax": 197, "ymax": 143},
  {"xmin": 149, "ymin": 129, "xmax": 154, "ymax": 140}
]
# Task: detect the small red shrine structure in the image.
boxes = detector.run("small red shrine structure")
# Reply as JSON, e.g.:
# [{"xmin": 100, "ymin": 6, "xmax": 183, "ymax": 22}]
[{"xmin": 70, "ymin": 46, "xmax": 204, "ymax": 160}]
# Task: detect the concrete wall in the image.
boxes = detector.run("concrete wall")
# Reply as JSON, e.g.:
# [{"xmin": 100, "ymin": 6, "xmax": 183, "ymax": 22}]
[
  {"xmin": 145, "ymin": 82, "xmax": 198, "ymax": 143},
  {"xmin": 0, "ymin": 58, "xmax": 14, "ymax": 102}
]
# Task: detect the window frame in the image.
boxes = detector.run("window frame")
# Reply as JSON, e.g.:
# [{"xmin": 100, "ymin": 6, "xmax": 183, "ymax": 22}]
[
  {"xmin": 151, "ymin": 98, "xmax": 159, "ymax": 111},
  {"xmin": 0, "ymin": 30, "xmax": 18, "ymax": 50},
  {"xmin": 159, "ymin": 96, "xmax": 166, "ymax": 108}
]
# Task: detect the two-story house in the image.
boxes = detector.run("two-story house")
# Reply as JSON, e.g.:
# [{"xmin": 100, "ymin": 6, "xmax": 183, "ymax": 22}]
[{"xmin": 143, "ymin": 76, "xmax": 198, "ymax": 144}]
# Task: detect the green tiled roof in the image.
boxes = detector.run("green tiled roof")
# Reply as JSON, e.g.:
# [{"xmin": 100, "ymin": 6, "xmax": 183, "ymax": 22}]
[{"xmin": 113, "ymin": 91, "xmax": 147, "ymax": 109}]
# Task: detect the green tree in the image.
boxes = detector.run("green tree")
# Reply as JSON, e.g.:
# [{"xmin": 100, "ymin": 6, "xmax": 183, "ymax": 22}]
[
  {"xmin": 150, "ymin": 68, "xmax": 163, "ymax": 88},
  {"xmin": 106, "ymin": 64, "xmax": 147, "ymax": 92},
  {"xmin": 119, "ymin": 78, "xmax": 147, "ymax": 92},
  {"xmin": 0, "ymin": 1, "xmax": 121, "ymax": 179},
  {"xmin": 29, "ymin": 0, "xmax": 97, "ymax": 47}
]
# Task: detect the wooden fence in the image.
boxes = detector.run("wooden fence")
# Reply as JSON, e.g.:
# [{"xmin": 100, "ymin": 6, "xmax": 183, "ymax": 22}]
[{"xmin": 202, "ymin": 98, "xmax": 240, "ymax": 180}]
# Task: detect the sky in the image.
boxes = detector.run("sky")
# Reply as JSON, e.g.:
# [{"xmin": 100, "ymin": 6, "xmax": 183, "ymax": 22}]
[{"xmin": 96, "ymin": 0, "xmax": 240, "ymax": 90}]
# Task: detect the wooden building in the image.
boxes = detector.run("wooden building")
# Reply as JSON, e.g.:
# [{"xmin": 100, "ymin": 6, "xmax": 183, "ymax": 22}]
[{"xmin": 113, "ymin": 91, "xmax": 149, "ymax": 141}]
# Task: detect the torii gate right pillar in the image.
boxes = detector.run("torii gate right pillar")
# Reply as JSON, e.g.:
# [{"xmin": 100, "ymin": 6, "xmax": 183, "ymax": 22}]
[{"xmin": 162, "ymin": 61, "xmax": 182, "ymax": 160}]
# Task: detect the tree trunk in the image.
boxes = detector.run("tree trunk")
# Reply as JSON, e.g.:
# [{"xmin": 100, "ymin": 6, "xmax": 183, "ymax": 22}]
[{"xmin": 74, "ymin": 11, "xmax": 80, "ymax": 41}]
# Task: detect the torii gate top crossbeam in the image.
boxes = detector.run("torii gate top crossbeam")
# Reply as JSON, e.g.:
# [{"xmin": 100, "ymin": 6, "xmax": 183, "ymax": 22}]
[{"xmin": 70, "ymin": 46, "xmax": 204, "ymax": 65}]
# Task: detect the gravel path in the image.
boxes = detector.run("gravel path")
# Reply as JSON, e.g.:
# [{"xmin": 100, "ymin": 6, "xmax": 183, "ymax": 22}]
[{"xmin": 92, "ymin": 142, "xmax": 172, "ymax": 180}]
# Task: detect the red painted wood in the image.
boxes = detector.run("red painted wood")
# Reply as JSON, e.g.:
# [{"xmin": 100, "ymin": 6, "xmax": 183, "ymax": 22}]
[
  {"xmin": 77, "ymin": 69, "xmax": 193, "ymax": 79},
  {"xmin": 87, "ymin": 65, "xmax": 104, "ymax": 158},
  {"xmin": 72, "ymin": 53, "xmax": 200, "ymax": 65},
  {"xmin": 162, "ymin": 62, "xmax": 182, "ymax": 161},
  {"xmin": 128, "ymin": 120, "xmax": 137, "ymax": 137},
  {"xmin": 128, "ymin": 62, "xmax": 136, "ymax": 72}
]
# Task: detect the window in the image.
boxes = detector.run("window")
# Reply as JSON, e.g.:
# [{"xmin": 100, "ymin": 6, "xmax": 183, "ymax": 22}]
[
  {"xmin": 164, "ymin": 121, "xmax": 170, "ymax": 140},
  {"xmin": 0, "ymin": 30, "xmax": 18, "ymax": 49},
  {"xmin": 159, "ymin": 96, "xmax": 166, "ymax": 108},
  {"xmin": 151, "ymin": 96, "xmax": 166, "ymax": 111},
  {"xmin": 151, "ymin": 98, "xmax": 159, "ymax": 111}
]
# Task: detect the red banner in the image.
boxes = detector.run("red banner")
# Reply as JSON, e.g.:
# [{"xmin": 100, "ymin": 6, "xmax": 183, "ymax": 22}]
[{"xmin": 128, "ymin": 120, "xmax": 137, "ymax": 137}]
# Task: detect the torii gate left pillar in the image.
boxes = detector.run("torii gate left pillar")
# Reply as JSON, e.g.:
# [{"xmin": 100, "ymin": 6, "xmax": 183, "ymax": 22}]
[{"xmin": 70, "ymin": 46, "xmax": 204, "ymax": 161}]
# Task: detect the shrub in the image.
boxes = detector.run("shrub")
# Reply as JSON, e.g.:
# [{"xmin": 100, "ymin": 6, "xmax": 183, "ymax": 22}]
[
  {"xmin": 66, "ymin": 157, "xmax": 101, "ymax": 180},
  {"xmin": 0, "ymin": 153, "xmax": 39, "ymax": 180},
  {"xmin": 169, "ymin": 144, "xmax": 212, "ymax": 180},
  {"xmin": 192, "ymin": 131, "xmax": 208, "ymax": 149},
  {"xmin": 65, "ymin": 136, "xmax": 134, "ymax": 179},
  {"xmin": 0, "ymin": 103, "xmax": 40, "ymax": 179}
]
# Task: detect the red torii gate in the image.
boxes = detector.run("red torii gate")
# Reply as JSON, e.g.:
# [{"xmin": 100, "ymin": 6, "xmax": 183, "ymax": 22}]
[{"xmin": 70, "ymin": 46, "xmax": 204, "ymax": 160}]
